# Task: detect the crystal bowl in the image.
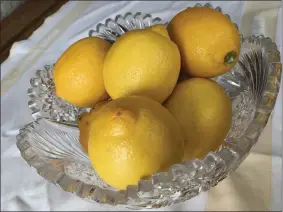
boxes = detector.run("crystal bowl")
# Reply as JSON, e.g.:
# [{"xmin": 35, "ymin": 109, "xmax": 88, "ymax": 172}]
[{"xmin": 18, "ymin": 3, "xmax": 282, "ymax": 210}]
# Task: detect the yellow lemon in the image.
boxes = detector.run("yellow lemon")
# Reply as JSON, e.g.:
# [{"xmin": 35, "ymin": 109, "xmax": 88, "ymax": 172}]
[
  {"xmin": 54, "ymin": 37, "xmax": 111, "ymax": 108},
  {"xmin": 168, "ymin": 7, "xmax": 241, "ymax": 78},
  {"xmin": 103, "ymin": 27, "xmax": 181, "ymax": 103},
  {"xmin": 87, "ymin": 96, "xmax": 184, "ymax": 189},
  {"xmin": 164, "ymin": 78, "xmax": 232, "ymax": 160},
  {"xmin": 78, "ymin": 100, "xmax": 111, "ymax": 153},
  {"xmin": 147, "ymin": 24, "xmax": 170, "ymax": 39}
]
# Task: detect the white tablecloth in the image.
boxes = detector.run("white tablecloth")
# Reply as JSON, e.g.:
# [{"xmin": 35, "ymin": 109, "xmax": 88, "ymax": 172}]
[{"xmin": 1, "ymin": 1, "xmax": 282, "ymax": 211}]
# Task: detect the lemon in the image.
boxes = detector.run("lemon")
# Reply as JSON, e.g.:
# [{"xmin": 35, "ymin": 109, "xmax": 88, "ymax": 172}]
[
  {"xmin": 164, "ymin": 78, "xmax": 232, "ymax": 160},
  {"xmin": 87, "ymin": 96, "xmax": 184, "ymax": 189},
  {"xmin": 168, "ymin": 7, "xmax": 241, "ymax": 78},
  {"xmin": 78, "ymin": 100, "xmax": 110, "ymax": 153},
  {"xmin": 54, "ymin": 37, "xmax": 111, "ymax": 108},
  {"xmin": 103, "ymin": 27, "xmax": 181, "ymax": 103},
  {"xmin": 78, "ymin": 112, "xmax": 93, "ymax": 153},
  {"xmin": 147, "ymin": 24, "xmax": 170, "ymax": 39}
]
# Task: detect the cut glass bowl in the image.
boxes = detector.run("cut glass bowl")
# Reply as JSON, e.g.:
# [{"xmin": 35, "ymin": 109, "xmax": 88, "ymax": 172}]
[{"xmin": 19, "ymin": 3, "xmax": 282, "ymax": 210}]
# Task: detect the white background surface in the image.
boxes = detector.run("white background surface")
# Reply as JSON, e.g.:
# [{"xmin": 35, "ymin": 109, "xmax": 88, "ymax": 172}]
[{"xmin": 1, "ymin": 1, "xmax": 282, "ymax": 211}]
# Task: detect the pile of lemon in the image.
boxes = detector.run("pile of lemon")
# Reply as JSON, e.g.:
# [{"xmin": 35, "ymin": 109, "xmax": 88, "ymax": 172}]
[{"xmin": 53, "ymin": 7, "xmax": 240, "ymax": 190}]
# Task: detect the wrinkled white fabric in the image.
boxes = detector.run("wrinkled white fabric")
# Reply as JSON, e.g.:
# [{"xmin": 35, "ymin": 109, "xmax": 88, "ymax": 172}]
[{"xmin": 1, "ymin": 1, "xmax": 281, "ymax": 211}]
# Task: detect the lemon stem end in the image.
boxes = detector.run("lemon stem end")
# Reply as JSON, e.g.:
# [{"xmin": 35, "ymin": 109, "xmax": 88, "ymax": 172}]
[{"xmin": 224, "ymin": 51, "xmax": 237, "ymax": 65}]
